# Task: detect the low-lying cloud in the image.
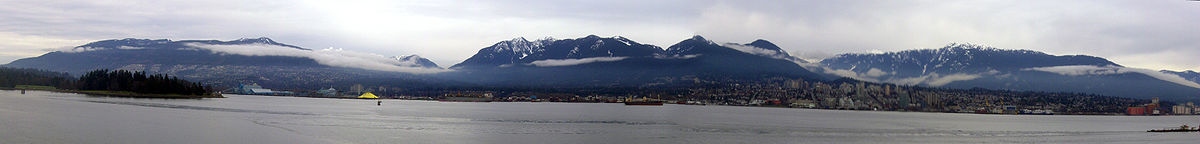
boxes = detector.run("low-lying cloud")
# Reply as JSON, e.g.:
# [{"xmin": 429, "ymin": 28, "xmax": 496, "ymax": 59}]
[
  {"xmin": 528, "ymin": 57, "xmax": 628, "ymax": 67},
  {"xmin": 814, "ymin": 67, "xmax": 987, "ymax": 87},
  {"xmin": 391, "ymin": 55, "xmax": 434, "ymax": 68},
  {"xmin": 653, "ymin": 54, "xmax": 701, "ymax": 60},
  {"xmin": 187, "ymin": 43, "xmax": 449, "ymax": 74},
  {"xmin": 721, "ymin": 43, "xmax": 789, "ymax": 60},
  {"xmin": 888, "ymin": 73, "xmax": 984, "ymax": 87},
  {"xmin": 864, "ymin": 68, "xmax": 889, "ymax": 77},
  {"xmin": 1024, "ymin": 65, "xmax": 1200, "ymax": 88}
]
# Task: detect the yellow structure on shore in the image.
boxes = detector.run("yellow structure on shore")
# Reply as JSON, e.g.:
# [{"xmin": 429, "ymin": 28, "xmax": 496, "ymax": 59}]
[{"xmin": 357, "ymin": 92, "xmax": 379, "ymax": 99}]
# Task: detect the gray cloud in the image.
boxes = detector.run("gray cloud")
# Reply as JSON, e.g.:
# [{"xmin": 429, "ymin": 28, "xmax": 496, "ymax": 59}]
[{"xmin": 0, "ymin": 0, "xmax": 1196, "ymax": 72}]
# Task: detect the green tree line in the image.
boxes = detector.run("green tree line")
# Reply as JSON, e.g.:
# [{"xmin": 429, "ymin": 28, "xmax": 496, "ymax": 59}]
[
  {"xmin": 2, "ymin": 67, "xmax": 212, "ymax": 96},
  {"xmin": 78, "ymin": 69, "xmax": 210, "ymax": 95},
  {"xmin": 0, "ymin": 67, "xmax": 74, "ymax": 88}
]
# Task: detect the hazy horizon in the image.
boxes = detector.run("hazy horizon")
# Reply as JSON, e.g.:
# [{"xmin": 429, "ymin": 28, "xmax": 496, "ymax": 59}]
[{"xmin": 1, "ymin": 0, "xmax": 1197, "ymax": 71}]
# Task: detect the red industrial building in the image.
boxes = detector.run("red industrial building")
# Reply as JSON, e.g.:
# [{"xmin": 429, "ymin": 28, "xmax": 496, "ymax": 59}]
[
  {"xmin": 1127, "ymin": 107, "xmax": 1147, "ymax": 115},
  {"xmin": 1127, "ymin": 97, "xmax": 1161, "ymax": 115}
]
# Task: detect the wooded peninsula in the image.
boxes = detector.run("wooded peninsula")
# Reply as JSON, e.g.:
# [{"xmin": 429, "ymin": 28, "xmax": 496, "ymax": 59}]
[{"xmin": 1, "ymin": 67, "xmax": 221, "ymax": 98}]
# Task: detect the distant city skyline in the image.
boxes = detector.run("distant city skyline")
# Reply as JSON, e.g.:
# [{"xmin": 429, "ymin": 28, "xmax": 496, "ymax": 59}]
[{"xmin": 1, "ymin": 0, "xmax": 1197, "ymax": 71}]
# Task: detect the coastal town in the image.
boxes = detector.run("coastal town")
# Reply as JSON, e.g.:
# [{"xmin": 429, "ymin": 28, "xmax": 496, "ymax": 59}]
[{"xmin": 226, "ymin": 77, "xmax": 1197, "ymax": 116}]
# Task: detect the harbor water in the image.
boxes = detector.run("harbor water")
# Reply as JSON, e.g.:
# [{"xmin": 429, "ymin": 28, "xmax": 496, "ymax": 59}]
[{"xmin": 1, "ymin": 90, "xmax": 1197, "ymax": 144}]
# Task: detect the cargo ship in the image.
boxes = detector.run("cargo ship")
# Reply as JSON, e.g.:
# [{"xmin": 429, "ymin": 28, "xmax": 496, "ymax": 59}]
[
  {"xmin": 624, "ymin": 101, "xmax": 664, "ymax": 106},
  {"xmin": 438, "ymin": 92, "xmax": 494, "ymax": 102},
  {"xmin": 1147, "ymin": 125, "xmax": 1200, "ymax": 132},
  {"xmin": 438, "ymin": 96, "xmax": 493, "ymax": 102}
]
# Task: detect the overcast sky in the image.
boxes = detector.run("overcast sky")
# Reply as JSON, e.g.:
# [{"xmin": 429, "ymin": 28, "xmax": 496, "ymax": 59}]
[{"xmin": 1, "ymin": 0, "xmax": 1197, "ymax": 71}]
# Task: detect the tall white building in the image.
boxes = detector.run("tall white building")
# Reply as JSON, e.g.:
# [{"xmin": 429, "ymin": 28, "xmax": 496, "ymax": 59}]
[{"xmin": 1172, "ymin": 105, "xmax": 1192, "ymax": 115}]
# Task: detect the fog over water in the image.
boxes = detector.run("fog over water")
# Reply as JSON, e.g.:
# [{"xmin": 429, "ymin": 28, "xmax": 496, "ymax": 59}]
[{"xmin": 2, "ymin": 90, "xmax": 1197, "ymax": 144}]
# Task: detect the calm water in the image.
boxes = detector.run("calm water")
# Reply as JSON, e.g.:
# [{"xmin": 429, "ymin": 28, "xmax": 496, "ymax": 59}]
[{"xmin": 1, "ymin": 90, "xmax": 1198, "ymax": 144}]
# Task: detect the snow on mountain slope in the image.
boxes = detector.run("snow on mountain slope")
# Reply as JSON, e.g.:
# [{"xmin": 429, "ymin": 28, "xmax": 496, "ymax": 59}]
[
  {"xmin": 391, "ymin": 55, "xmax": 441, "ymax": 68},
  {"xmin": 817, "ymin": 43, "xmax": 1119, "ymax": 85},
  {"xmin": 811, "ymin": 43, "xmax": 1200, "ymax": 102},
  {"xmin": 450, "ymin": 35, "xmax": 662, "ymax": 69}
]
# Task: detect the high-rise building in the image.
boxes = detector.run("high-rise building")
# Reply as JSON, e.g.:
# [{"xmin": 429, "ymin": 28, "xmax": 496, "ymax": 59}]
[
  {"xmin": 884, "ymin": 85, "xmax": 891, "ymax": 95},
  {"xmin": 1173, "ymin": 105, "xmax": 1193, "ymax": 115}
]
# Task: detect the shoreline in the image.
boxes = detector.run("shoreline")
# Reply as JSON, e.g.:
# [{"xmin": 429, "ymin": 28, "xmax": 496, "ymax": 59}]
[
  {"xmin": 226, "ymin": 94, "xmax": 1154, "ymax": 116},
  {"xmin": 4, "ymin": 88, "xmax": 223, "ymax": 99}
]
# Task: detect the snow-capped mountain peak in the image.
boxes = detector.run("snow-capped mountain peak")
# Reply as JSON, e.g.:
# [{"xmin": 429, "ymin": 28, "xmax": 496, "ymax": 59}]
[
  {"xmin": 612, "ymin": 36, "xmax": 639, "ymax": 46},
  {"xmin": 488, "ymin": 37, "xmax": 554, "ymax": 57},
  {"xmin": 391, "ymin": 55, "xmax": 441, "ymax": 68},
  {"xmin": 392, "ymin": 55, "xmax": 422, "ymax": 61},
  {"xmin": 220, "ymin": 37, "xmax": 310, "ymax": 50},
  {"xmin": 688, "ymin": 35, "xmax": 707, "ymax": 41},
  {"xmin": 451, "ymin": 35, "xmax": 663, "ymax": 69},
  {"xmin": 664, "ymin": 35, "xmax": 719, "ymax": 55},
  {"xmin": 232, "ymin": 37, "xmax": 276, "ymax": 44}
]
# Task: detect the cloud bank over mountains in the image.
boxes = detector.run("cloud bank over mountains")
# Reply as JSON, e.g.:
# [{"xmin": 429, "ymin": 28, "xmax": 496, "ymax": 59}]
[
  {"xmin": 813, "ymin": 63, "xmax": 1200, "ymax": 89},
  {"xmin": 527, "ymin": 57, "xmax": 628, "ymax": 67},
  {"xmin": 1, "ymin": 0, "xmax": 1197, "ymax": 72},
  {"xmin": 814, "ymin": 66, "xmax": 992, "ymax": 87},
  {"xmin": 1023, "ymin": 65, "xmax": 1200, "ymax": 89},
  {"xmin": 721, "ymin": 43, "xmax": 788, "ymax": 60},
  {"xmin": 187, "ymin": 43, "xmax": 449, "ymax": 74}
]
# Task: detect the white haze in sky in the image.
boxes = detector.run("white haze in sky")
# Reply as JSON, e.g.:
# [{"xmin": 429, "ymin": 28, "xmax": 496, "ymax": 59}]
[
  {"xmin": 528, "ymin": 57, "xmax": 628, "ymax": 67},
  {"xmin": 1, "ymin": 0, "xmax": 1197, "ymax": 72},
  {"xmin": 186, "ymin": 43, "xmax": 449, "ymax": 74}
]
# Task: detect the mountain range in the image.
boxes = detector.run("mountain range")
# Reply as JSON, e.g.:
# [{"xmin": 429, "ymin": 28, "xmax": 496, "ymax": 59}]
[
  {"xmin": 1162, "ymin": 70, "xmax": 1200, "ymax": 85},
  {"xmin": 3, "ymin": 37, "xmax": 448, "ymax": 89},
  {"xmin": 441, "ymin": 35, "xmax": 821, "ymax": 87},
  {"xmin": 818, "ymin": 44, "xmax": 1200, "ymax": 102},
  {"xmin": 3, "ymin": 36, "xmax": 1198, "ymax": 102}
]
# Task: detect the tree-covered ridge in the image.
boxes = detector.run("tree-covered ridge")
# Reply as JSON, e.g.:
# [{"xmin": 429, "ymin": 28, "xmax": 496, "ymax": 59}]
[
  {"xmin": 0, "ymin": 67, "xmax": 74, "ymax": 88},
  {"xmin": 78, "ymin": 69, "xmax": 211, "ymax": 96}
]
